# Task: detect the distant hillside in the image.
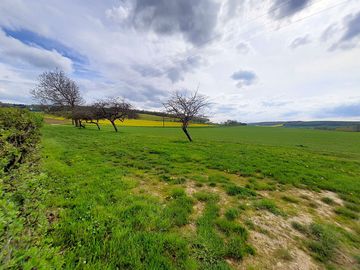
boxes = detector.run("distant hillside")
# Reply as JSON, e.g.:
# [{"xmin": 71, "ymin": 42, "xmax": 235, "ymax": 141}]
[{"xmin": 249, "ymin": 121, "xmax": 360, "ymax": 131}]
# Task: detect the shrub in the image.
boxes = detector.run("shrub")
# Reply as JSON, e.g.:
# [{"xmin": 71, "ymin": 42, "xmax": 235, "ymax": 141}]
[
  {"xmin": 0, "ymin": 109, "xmax": 61, "ymax": 268},
  {"xmin": 0, "ymin": 109, "xmax": 42, "ymax": 174}
]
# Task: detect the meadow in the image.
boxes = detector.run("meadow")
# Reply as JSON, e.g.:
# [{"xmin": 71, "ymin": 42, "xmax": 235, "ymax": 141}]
[{"xmin": 2, "ymin": 120, "xmax": 360, "ymax": 269}]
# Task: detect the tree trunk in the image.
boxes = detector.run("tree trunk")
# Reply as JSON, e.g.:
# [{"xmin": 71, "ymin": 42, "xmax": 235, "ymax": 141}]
[
  {"xmin": 74, "ymin": 119, "xmax": 79, "ymax": 127},
  {"xmin": 95, "ymin": 121, "xmax": 100, "ymax": 130},
  {"xmin": 110, "ymin": 120, "xmax": 118, "ymax": 132},
  {"xmin": 182, "ymin": 126, "xmax": 192, "ymax": 142},
  {"xmin": 72, "ymin": 119, "xmax": 75, "ymax": 125},
  {"xmin": 79, "ymin": 120, "xmax": 85, "ymax": 128}
]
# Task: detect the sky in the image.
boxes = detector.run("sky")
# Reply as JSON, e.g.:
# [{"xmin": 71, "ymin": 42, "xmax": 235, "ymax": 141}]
[{"xmin": 0, "ymin": 0, "xmax": 359, "ymax": 123}]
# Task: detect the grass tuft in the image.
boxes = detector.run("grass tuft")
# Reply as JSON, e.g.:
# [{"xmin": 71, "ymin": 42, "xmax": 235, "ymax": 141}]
[
  {"xmin": 274, "ymin": 248, "xmax": 293, "ymax": 261},
  {"xmin": 334, "ymin": 207, "xmax": 358, "ymax": 220},
  {"xmin": 225, "ymin": 185, "xmax": 257, "ymax": 197},
  {"xmin": 253, "ymin": 199, "xmax": 283, "ymax": 215},
  {"xmin": 193, "ymin": 191, "xmax": 219, "ymax": 203},
  {"xmin": 224, "ymin": 208, "xmax": 240, "ymax": 221},
  {"xmin": 307, "ymin": 223, "xmax": 338, "ymax": 262},
  {"xmin": 321, "ymin": 197, "xmax": 335, "ymax": 205},
  {"xmin": 291, "ymin": 221, "xmax": 308, "ymax": 234},
  {"xmin": 281, "ymin": 195, "xmax": 299, "ymax": 204}
]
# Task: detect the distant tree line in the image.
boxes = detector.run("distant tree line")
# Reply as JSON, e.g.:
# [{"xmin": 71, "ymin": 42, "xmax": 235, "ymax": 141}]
[
  {"xmin": 30, "ymin": 69, "xmax": 209, "ymax": 141},
  {"xmin": 222, "ymin": 120, "xmax": 247, "ymax": 126}
]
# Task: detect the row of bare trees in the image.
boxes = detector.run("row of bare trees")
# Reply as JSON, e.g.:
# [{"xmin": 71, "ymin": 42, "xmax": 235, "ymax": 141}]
[
  {"xmin": 31, "ymin": 69, "xmax": 209, "ymax": 141},
  {"xmin": 31, "ymin": 69, "xmax": 133, "ymax": 133}
]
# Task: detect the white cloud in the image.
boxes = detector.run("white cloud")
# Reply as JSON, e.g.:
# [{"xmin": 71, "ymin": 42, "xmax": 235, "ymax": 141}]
[
  {"xmin": 0, "ymin": 29, "xmax": 73, "ymax": 72},
  {"xmin": 0, "ymin": 0, "xmax": 359, "ymax": 122}
]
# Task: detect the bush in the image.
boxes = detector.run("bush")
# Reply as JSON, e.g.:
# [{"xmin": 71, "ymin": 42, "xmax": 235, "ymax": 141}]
[
  {"xmin": 0, "ymin": 109, "xmax": 61, "ymax": 268},
  {"xmin": 0, "ymin": 109, "xmax": 43, "ymax": 174}
]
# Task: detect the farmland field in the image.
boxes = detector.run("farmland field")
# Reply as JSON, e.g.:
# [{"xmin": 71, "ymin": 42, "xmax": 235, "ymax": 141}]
[
  {"xmin": 2, "ymin": 122, "xmax": 360, "ymax": 269},
  {"xmin": 43, "ymin": 114, "xmax": 210, "ymax": 127}
]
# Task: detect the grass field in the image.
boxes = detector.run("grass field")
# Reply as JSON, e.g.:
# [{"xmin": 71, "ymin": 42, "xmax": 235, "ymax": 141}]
[
  {"xmin": 3, "ymin": 122, "xmax": 360, "ymax": 269},
  {"xmin": 0, "ymin": 118, "xmax": 360, "ymax": 269}
]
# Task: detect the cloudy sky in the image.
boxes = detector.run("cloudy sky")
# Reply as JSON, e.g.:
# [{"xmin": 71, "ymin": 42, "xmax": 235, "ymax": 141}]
[{"xmin": 0, "ymin": 0, "xmax": 359, "ymax": 122}]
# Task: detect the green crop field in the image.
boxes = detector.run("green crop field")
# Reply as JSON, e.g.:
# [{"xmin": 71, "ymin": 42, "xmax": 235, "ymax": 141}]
[{"xmin": 2, "ymin": 119, "xmax": 360, "ymax": 269}]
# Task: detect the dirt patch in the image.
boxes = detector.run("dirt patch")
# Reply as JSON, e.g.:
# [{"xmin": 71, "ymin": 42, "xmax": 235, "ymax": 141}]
[
  {"xmin": 184, "ymin": 181, "xmax": 198, "ymax": 196},
  {"xmin": 131, "ymin": 178, "xmax": 166, "ymax": 199},
  {"xmin": 193, "ymin": 201, "xmax": 205, "ymax": 218},
  {"xmin": 46, "ymin": 209, "xmax": 60, "ymax": 224},
  {"xmin": 296, "ymin": 189, "xmax": 341, "ymax": 220},
  {"xmin": 184, "ymin": 180, "xmax": 232, "ymax": 212},
  {"xmin": 320, "ymin": 190, "xmax": 343, "ymax": 205},
  {"xmin": 237, "ymin": 211, "xmax": 321, "ymax": 270}
]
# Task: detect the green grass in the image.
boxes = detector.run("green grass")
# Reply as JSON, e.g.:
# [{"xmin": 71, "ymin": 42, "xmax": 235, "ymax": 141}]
[
  {"xmin": 224, "ymin": 208, "xmax": 240, "ymax": 221},
  {"xmin": 253, "ymin": 199, "xmax": 283, "ymax": 215},
  {"xmin": 225, "ymin": 185, "xmax": 257, "ymax": 197},
  {"xmin": 281, "ymin": 195, "xmax": 300, "ymax": 204},
  {"xmin": 291, "ymin": 222, "xmax": 339, "ymax": 264},
  {"xmin": 321, "ymin": 197, "xmax": 335, "ymax": 205},
  {"xmin": 13, "ymin": 124, "xmax": 359, "ymax": 268},
  {"xmin": 307, "ymin": 223, "xmax": 339, "ymax": 263},
  {"xmin": 193, "ymin": 191, "xmax": 219, "ymax": 202},
  {"xmin": 334, "ymin": 207, "xmax": 358, "ymax": 220}
]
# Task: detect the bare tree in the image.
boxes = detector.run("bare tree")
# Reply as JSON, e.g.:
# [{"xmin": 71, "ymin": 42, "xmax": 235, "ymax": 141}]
[
  {"xmin": 30, "ymin": 69, "xmax": 84, "ymax": 126},
  {"xmin": 93, "ymin": 98, "xmax": 132, "ymax": 132},
  {"xmin": 163, "ymin": 91, "xmax": 209, "ymax": 142}
]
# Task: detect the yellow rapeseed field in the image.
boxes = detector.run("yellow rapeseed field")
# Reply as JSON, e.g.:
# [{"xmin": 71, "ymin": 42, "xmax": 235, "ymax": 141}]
[{"xmin": 44, "ymin": 114, "xmax": 210, "ymax": 127}]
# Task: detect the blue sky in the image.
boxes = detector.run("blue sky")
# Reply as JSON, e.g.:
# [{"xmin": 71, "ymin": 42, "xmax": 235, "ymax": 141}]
[{"xmin": 0, "ymin": 0, "xmax": 359, "ymax": 122}]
